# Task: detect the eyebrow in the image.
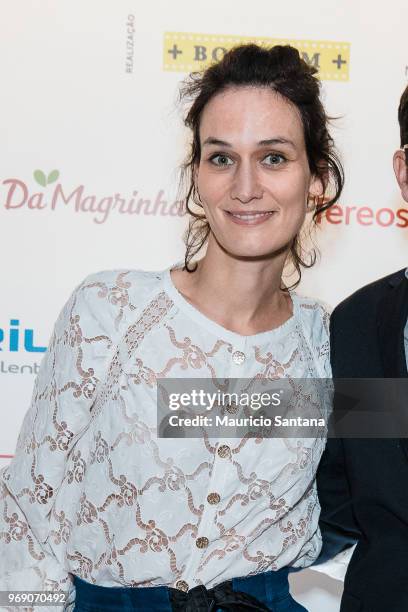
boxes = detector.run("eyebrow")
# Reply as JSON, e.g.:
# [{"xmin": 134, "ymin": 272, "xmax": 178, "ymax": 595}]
[{"xmin": 202, "ymin": 137, "xmax": 296, "ymax": 148}]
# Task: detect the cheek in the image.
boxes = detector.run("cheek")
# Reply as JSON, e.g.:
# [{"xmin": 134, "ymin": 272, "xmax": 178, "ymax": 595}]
[
  {"xmin": 273, "ymin": 172, "xmax": 308, "ymax": 209},
  {"xmin": 272, "ymin": 174, "xmax": 309, "ymax": 231},
  {"xmin": 197, "ymin": 167, "xmax": 228, "ymax": 204}
]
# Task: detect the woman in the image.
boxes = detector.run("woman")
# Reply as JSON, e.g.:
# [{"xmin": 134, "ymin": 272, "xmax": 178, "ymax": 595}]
[{"xmin": 0, "ymin": 44, "xmax": 343, "ymax": 611}]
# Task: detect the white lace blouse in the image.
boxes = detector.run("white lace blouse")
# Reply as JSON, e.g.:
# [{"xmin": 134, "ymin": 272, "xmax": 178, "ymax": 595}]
[{"xmin": 0, "ymin": 261, "xmax": 331, "ymax": 611}]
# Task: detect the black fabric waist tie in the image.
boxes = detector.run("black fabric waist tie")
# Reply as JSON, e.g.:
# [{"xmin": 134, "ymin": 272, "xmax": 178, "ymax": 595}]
[{"xmin": 169, "ymin": 579, "xmax": 271, "ymax": 611}]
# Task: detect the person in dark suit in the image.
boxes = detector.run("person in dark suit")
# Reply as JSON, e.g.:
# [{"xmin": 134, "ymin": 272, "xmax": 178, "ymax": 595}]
[{"xmin": 315, "ymin": 84, "xmax": 408, "ymax": 612}]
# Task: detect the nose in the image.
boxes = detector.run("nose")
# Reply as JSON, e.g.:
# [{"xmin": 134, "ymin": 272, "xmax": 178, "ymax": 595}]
[{"xmin": 230, "ymin": 160, "xmax": 263, "ymax": 203}]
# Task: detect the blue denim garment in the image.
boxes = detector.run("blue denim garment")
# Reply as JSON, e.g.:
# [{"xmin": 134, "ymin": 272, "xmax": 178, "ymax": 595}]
[{"xmin": 72, "ymin": 567, "xmax": 308, "ymax": 612}]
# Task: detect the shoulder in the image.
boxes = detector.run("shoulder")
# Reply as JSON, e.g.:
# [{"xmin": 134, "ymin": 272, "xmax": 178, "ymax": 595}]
[
  {"xmin": 332, "ymin": 268, "xmax": 406, "ymax": 326},
  {"xmin": 293, "ymin": 292, "xmax": 332, "ymax": 375},
  {"xmin": 294, "ymin": 292, "xmax": 331, "ymax": 334},
  {"xmin": 294, "ymin": 292, "xmax": 331, "ymax": 344},
  {"xmin": 59, "ymin": 267, "xmax": 166, "ymax": 341}
]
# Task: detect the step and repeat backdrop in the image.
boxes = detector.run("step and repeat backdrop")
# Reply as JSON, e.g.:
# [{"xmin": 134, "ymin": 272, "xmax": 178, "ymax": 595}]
[{"xmin": 1, "ymin": 1, "xmax": 407, "ymax": 610}]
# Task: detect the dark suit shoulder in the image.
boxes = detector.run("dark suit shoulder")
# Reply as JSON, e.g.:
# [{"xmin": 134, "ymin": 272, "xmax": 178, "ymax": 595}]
[
  {"xmin": 330, "ymin": 269, "xmax": 406, "ymax": 376},
  {"xmin": 332, "ymin": 268, "xmax": 406, "ymax": 324}
]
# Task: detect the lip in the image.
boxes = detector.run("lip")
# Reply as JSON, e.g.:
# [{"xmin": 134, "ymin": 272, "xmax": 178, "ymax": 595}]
[{"xmin": 224, "ymin": 210, "xmax": 277, "ymax": 226}]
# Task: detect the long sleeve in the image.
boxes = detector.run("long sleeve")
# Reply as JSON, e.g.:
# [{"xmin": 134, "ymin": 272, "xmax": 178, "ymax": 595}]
[
  {"xmin": 0, "ymin": 272, "xmax": 125, "ymax": 611},
  {"xmin": 311, "ymin": 436, "xmax": 359, "ymax": 581},
  {"xmin": 310, "ymin": 306, "xmax": 361, "ymax": 581}
]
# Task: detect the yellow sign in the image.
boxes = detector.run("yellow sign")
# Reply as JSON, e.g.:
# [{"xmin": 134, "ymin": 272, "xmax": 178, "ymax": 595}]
[{"xmin": 163, "ymin": 32, "xmax": 350, "ymax": 81}]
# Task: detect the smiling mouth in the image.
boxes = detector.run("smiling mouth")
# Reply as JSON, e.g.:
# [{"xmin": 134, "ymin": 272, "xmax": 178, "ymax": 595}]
[
  {"xmin": 227, "ymin": 211, "xmax": 274, "ymax": 218},
  {"xmin": 224, "ymin": 210, "xmax": 277, "ymax": 225}
]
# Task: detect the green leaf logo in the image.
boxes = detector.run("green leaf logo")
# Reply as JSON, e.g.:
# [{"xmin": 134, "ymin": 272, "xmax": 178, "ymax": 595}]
[
  {"xmin": 33, "ymin": 169, "xmax": 60, "ymax": 186},
  {"xmin": 47, "ymin": 169, "xmax": 59, "ymax": 184},
  {"xmin": 33, "ymin": 170, "xmax": 47, "ymax": 187}
]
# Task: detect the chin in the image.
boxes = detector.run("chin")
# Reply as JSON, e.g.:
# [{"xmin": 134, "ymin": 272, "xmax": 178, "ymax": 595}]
[{"xmin": 223, "ymin": 244, "xmax": 289, "ymax": 260}]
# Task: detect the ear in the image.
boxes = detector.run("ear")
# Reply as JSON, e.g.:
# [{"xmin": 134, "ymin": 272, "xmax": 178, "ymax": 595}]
[
  {"xmin": 393, "ymin": 149, "xmax": 408, "ymax": 203},
  {"xmin": 308, "ymin": 173, "xmax": 326, "ymax": 199}
]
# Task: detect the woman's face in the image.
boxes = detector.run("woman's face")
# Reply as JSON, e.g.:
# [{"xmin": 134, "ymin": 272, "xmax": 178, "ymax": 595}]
[{"xmin": 195, "ymin": 85, "xmax": 321, "ymax": 260}]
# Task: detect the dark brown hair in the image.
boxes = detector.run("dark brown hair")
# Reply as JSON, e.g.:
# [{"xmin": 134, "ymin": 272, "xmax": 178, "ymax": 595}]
[
  {"xmin": 177, "ymin": 43, "xmax": 344, "ymax": 287},
  {"xmin": 398, "ymin": 84, "xmax": 408, "ymax": 149}
]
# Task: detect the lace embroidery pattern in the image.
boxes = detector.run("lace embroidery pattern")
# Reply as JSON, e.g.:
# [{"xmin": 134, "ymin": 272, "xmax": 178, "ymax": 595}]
[{"xmin": 0, "ymin": 270, "xmax": 331, "ymax": 606}]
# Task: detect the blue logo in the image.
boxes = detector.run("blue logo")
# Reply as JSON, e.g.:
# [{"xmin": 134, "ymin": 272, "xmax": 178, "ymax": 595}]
[{"xmin": 0, "ymin": 320, "xmax": 46, "ymax": 353}]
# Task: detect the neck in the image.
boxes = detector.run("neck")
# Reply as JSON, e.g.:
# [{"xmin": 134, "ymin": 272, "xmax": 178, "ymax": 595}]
[{"xmin": 173, "ymin": 238, "xmax": 293, "ymax": 335}]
